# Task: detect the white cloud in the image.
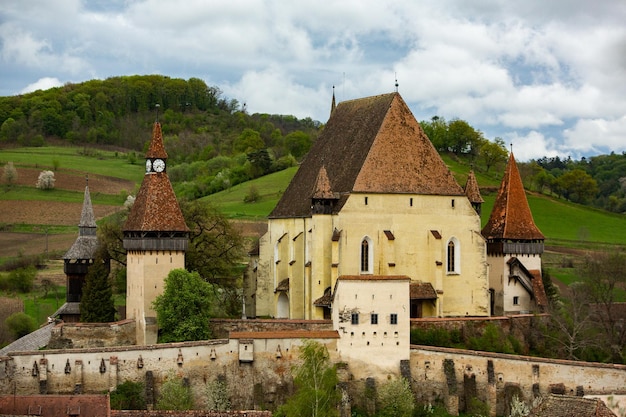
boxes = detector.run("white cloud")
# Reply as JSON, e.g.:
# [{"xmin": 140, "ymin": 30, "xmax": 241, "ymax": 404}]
[
  {"xmin": 19, "ymin": 77, "xmax": 63, "ymax": 94},
  {"xmin": 1, "ymin": 0, "xmax": 626, "ymax": 161}
]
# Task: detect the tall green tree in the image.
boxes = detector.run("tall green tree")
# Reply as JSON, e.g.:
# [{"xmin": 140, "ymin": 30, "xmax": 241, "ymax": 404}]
[
  {"xmin": 276, "ymin": 340, "xmax": 339, "ymax": 417},
  {"xmin": 181, "ymin": 200, "xmax": 244, "ymax": 317},
  {"xmin": 80, "ymin": 250, "xmax": 115, "ymax": 323},
  {"xmin": 556, "ymin": 169, "xmax": 599, "ymax": 203},
  {"xmin": 479, "ymin": 137, "xmax": 508, "ymax": 173},
  {"xmin": 152, "ymin": 269, "xmax": 213, "ymax": 343},
  {"xmin": 580, "ymin": 251, "xmax": 626, "ymax": 363}
]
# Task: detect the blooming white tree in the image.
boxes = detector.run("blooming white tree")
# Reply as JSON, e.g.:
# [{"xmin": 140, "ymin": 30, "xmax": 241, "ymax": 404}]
[
  {"xmin": 36, "ymin": 170, "xmax": 55, "ymax": 190},
  {"xmin": 2, "ymin": 161, "xmax": 17, "ymax": 187}
]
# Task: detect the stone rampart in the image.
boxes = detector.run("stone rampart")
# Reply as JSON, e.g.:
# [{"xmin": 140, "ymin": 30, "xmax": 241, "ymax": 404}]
[
  {"xmin": 112, "ymin": 411, "xmax": 272, "ymax": 417},
  {"xmin": 48, "ymin": 319, "xmax": 136, "ymax": 349},
  {"xmin": 1, "ymin": 330, "xmax": 625, "ymax": 415},
  {"xmin": 411, "ymin": 345, "xmax": 626, "ymax": 416}
]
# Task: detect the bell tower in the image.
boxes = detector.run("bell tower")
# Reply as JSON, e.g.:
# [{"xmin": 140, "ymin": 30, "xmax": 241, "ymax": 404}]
[{"xmin": 123, "ymin": 120, "xmax": 189, "ymax": 345}]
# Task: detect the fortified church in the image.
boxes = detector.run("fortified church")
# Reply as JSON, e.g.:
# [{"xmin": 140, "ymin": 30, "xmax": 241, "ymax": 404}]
[
  {"xmin": 56, "ymin": 91, "xmax": 547, "ymax": 352},
  {"xmin": 245, "ymin": 91, "xmax": 546, "ymax": 328}
]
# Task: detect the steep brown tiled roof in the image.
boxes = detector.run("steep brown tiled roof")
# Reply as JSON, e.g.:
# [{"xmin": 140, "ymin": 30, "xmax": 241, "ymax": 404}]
[
  {"xmin": 146, "ymin": 121, "xmax": 168, "ymax": 159},
  {"xmin": 410, "ymin": 282, "xmax": 438, "ymax": 299},
  {"xmin": 270, "ymin": 93, "xmax": 464, "ymax": 218},
  {"xmin": 529, "ymin": 394, "xmax": 617, "ymax": 417},
  {"xmin": 124, "ymin": 122, "xmax": 188, "ymax": 233},
  {"xmin": 312, "ymin": 165, "xmax": 336, "ymax": 199},
  {"xmin": 482, "ymin": 153, "xmax": 544, "ymax": 240},
  {"xmin": 464, "ymin": 170, "xmax": 484, "ymax": 204}
]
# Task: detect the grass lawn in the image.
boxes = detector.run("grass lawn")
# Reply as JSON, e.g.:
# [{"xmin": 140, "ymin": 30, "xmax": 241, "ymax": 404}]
[
  {"xmin": 203, "ymin": 167, "xmax": 297, "ymax": 219},
  {"xmin": 0, "ymin": 146, "xmax": 143, "ymax": 183},
  {"xmin": 0, "ymin": 185, "xmax": 125, "ymax": 205},
  {"xmin": 20, "ymin": 285, "xmax": 66, "ymax": 326}
]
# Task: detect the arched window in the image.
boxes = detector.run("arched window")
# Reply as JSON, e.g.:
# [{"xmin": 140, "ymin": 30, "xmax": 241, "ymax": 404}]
[
  {"xmin": 360, "ymin": 236, "xmax": 373, "ymax": 274},
  {"xmin": 447, "ymin": 237, "xmax": 460, "ymax": 274}
]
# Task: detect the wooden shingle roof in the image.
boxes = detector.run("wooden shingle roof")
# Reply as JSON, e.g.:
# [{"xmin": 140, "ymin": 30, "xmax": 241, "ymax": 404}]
[
  {"xmin": 270, "ymin": 93, "xmax": 464, "ymax": 218},
  {"xmin": 482, "ymin": 153, "xmax": 544, "ymax": 241},
  {"xmin": 123, "ymin": 122, "xmax": 188, "ymax": 233},
  {"xmin": 529, "ymin": 394, "xmax": 617, "ymax": 417},
  {"xmin": 64, "ymin": 185, "xmax": 98, "ymax": 260}
]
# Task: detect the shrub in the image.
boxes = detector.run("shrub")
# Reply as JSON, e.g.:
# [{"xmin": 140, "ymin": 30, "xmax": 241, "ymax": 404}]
[
  {"xmin": 5, "ymin": 312, "xmax": 36, "ymax": 338},
  {"xmin": 110, "ymin": 380, "xmax": 146, "ymax": 410},
  {"xmin": 156, "ymin": 372, "xmax": 193, "ymax": 410},
  {"xmin": 376, "ymin": 377, "xmax": 414, "ymax": 417},
  {"xmin": 7, "ymin": 266, "xmax": 36, "ymax": 293},
  {"xmin": 36, "ymin": 170, "xmax": 55, "ymax": 190},
  {"xmin": 243, "ymin": 185, "xmax": 260, "ymax": 203}
]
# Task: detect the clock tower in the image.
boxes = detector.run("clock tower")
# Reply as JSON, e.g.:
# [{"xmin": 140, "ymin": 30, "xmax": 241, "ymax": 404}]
[{"xmin": 123, "ymin": 121, "xmax": 189, "ymax": 345}]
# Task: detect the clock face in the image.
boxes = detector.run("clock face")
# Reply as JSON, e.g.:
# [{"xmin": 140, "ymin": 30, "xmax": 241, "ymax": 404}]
[
  {"xmin": 145, "ymin": 159, "xmax": 152, "ymax": 173},
  {"xmin": 153, "ymin": 158, "xmax": 166, "ymax": 172}
]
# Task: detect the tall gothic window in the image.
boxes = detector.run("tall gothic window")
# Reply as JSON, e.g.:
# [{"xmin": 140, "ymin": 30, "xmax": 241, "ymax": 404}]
[
  {"xmin": 360, "ymin": 237, "xmax": 372, "ymax": 273},
  {"xmin": 447, "ymin": 237, "xmax": 460, "ymax": 274}
]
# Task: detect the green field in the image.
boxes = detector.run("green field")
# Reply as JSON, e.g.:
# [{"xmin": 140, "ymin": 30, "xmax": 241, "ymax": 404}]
[{"xmin": 0, "ymin": 146, "xmax": 144, "ymax": 183}]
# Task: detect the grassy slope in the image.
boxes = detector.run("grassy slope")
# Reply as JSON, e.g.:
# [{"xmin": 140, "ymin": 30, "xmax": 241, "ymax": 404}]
[
  {"xmin": 3, "ymin": 146, "xmax": 624, "ymax": 248},
  {"xmin": 0, "ymin": 146, "xmax": 144, "ymax": 182}
]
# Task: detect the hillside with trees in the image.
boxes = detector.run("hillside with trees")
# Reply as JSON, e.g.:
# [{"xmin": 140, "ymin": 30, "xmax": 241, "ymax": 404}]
[{"xmin": 0, "ymin": 75, "xmax": 320, "ymax": 200}]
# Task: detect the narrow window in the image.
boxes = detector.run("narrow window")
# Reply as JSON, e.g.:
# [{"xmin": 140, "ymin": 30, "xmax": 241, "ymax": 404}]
[
  {"xmin": 351, "ymin": 313, "xmax": 359, "ymax": 325},
  {"xmin": 410, "ymin": 197, "xmax": 413, "ymax": 207},
  {"xmin": 447, "ymin": 241, "xmax": 455, "ymax": 273},
  {"xmin": 451, "ymin": 199, "xmax": 455, "ymax": 208},
  {"xmin": 361, "ymin": 238, "xmax": 370, "ymax": 273},
  {"xmin": 371, "ymin": 313, "xmax": 378, "ymax": 325},
  {"xmin": 364, "ymin": 196, "xmax": 368, "ymax": 205},
  {"xmin": 513, "ymin": 296, "xmax": 519, "ymax": 305},
  {"xmin": 390, "ymin": 314, "xmax": 398, "ymax": 325}
]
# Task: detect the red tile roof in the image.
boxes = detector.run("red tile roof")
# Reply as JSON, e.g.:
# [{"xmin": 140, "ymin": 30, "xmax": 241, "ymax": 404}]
[
  {"xmin": 230, "ymin": 330, "xmax": 340, "ymax": 339},
  {"xmin": 123, "ymin": 122, "xmax": 188, "ymax": 233},
  {"xmin": 464, "ymin": 170, "xmax": 484, "ymax": 204},
  {"xmin": 270, "ymin": 93, "xmax": 464, "ymax": 218},
  {"xmin": 146, "ymin": 122, "xmax": 168, "ymax": 159},
  {"xmin": 529, "ymin": 394, "xmax": 617, "ymax": 417},
  {"xmin": 338, "ymin": 275, "xmax": 410, "ymax": 281},
  {"xmin": 482, "ymin": 153, "xmax": 544, "ymax": 240},
  {"xmin": 312, "ymin": 165, "xmax": 336, "ymax": 199}
]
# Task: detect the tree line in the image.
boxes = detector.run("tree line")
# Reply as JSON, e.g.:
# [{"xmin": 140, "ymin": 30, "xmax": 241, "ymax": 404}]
[{"xmin": 420, "ymin": 116, "xmax": 626, "ymax": 213}]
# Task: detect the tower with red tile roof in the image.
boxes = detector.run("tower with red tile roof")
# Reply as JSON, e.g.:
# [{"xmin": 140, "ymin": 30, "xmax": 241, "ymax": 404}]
[
  {"xmin": 123, "ymin": 121, "xmax": 189, "ymax": 345},
  {"xmin": 482, "ymin": 153, "xmax": 547, "ymax": 315}
]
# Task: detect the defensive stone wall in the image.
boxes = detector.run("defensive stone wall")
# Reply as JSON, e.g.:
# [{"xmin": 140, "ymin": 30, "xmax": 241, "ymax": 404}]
[
  {"xmin": 112, "ymin": 411, "xmax": 272, "ymax": 417},
  {"xmin": 1, "ymin": 325, "xmax": 625, "ymax": 415},
  {"xmin": 411, "ymin": 345, "xmax": 626, "ymax": 416},
  {"xmin": 48, "ymin": 319, "xmax": 136, "ymax": 349}
]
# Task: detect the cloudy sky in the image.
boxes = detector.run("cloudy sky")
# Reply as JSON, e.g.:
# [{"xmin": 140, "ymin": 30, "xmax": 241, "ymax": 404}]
[{"xmin": 2, "ymin": 0, "xmax": 626, "ymax": 161}]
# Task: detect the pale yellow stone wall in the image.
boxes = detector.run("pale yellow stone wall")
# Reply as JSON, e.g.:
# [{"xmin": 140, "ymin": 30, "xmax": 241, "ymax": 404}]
[
  {"xmin": 332, "ymin": 278, "xmax": 410, "ymax": 377},
  {"xmin": 126, "ymin": 250, "xmax": 185, "ymax": 345},
  {"xmin": 254, "ymin": 192, "xmax": 489, "ymax": 319}
]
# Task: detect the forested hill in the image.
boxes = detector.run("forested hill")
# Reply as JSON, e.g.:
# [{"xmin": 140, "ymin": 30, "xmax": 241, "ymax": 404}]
[
  {"xmin": 0, "ymin": 75, "xmax": 321, "ymax": 199},
  {"xmin": 0, "ymin": 75, "xmax": 321, "ymax": 152}
]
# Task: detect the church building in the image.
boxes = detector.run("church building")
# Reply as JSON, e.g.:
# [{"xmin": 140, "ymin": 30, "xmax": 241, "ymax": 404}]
[
  {"xmin": 246, "ymin": 92, "xmax": 490, "ymax": 320},
  {"xmin": 123, "ymin": 121, "xmax": 189, "ymax": 345}
]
